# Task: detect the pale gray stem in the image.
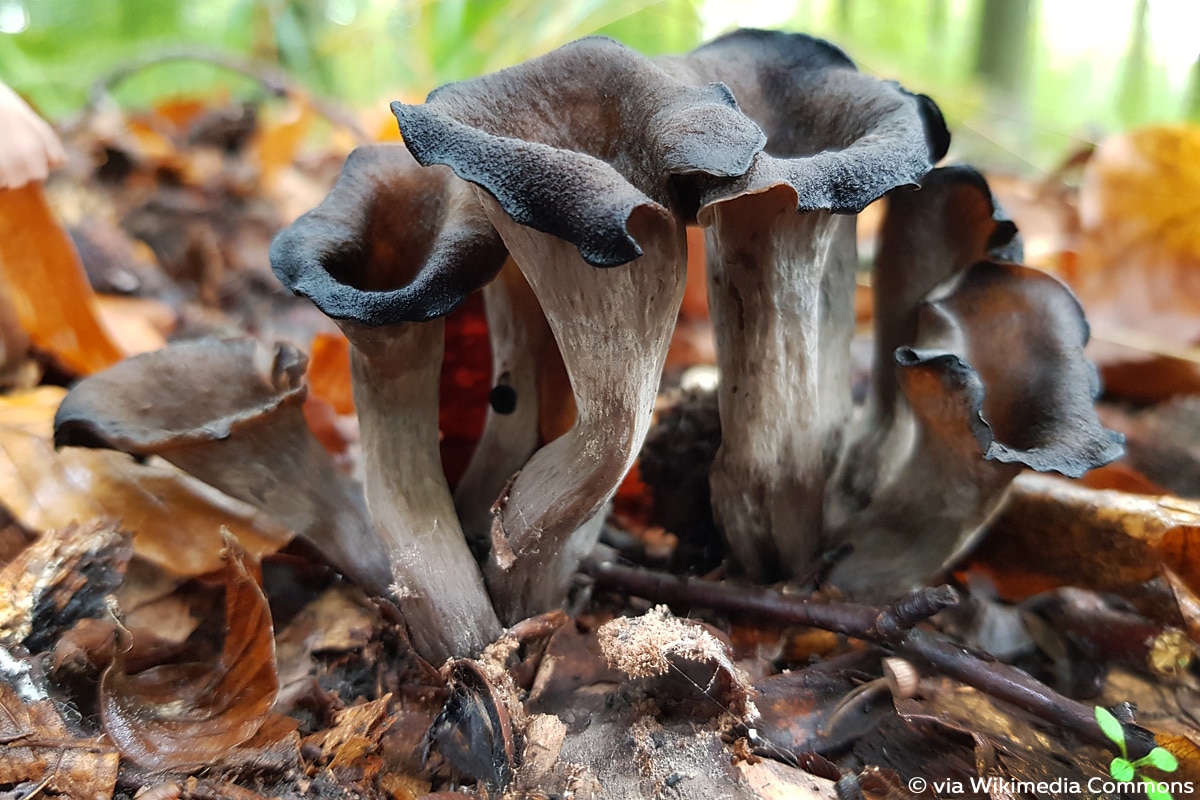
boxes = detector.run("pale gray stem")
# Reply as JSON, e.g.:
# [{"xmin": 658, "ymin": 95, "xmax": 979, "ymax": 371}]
[
  {"xmin": 705, "ymin": 187, "xmax": 857, "ymax": 579},
  {"xmin": 347, "ymin": 318, "xmax": 501, "ymax": 662},
  {"xmin": 453, "ymin": 261, "xmax": 554, "ymax": 552},
  {"xmin": 479, "ymin": 196, "xmax": 686, "ymax": 623}
]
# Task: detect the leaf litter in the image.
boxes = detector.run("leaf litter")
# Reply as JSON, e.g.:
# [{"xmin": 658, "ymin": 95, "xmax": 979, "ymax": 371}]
[{"xmin": 0, "ymin": 46, "xmax": 1199, "ymax": 800}]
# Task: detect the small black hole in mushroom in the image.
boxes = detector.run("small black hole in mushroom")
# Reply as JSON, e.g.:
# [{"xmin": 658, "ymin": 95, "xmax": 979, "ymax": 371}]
[{"xmin": 489, "ymin": 382, "xmax": 518, "ymax": 415}]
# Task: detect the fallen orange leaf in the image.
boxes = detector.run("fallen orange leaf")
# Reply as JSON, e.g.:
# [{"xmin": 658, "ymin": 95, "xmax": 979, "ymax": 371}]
[
  {"xmin": 307, "ymin": 330, "xmax": 355, "ymax": 415},
  {"xmin": 1073, "ymin": 125, "xmax": 1200, "ymax": 400},
  {"xmin": 101, "ymin": 536, "xmax": 287, "ymax": 771},
  {"xmin": 251, "ymin": 93, "xmax": 315, "ymax": 188},
  {"xmin": 95, "ymin": 293, "xmax": 171, "ymax": 356},
  {"xmin": 974, "ymin": 473, "xmax": 1200, "ymax": 607},
  {"xmin": 0, "ymin": 183, "xmax": 126, "ymax": 374}
]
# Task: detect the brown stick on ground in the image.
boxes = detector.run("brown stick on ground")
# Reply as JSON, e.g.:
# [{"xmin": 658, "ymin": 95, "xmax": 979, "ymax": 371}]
[{"xmin": 583, "ymin": 560, "xmax": 1158, "ymax": 758}]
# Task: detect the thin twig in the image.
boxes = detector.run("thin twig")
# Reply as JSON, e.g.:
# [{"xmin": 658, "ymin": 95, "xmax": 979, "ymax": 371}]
[
  {"xmin": 584, "ymin": 559, "xmax": 1158, "ymax": 757},
  {"xmin": 87, "ymin": 46, "xmax": 370, "ymax": 144}
]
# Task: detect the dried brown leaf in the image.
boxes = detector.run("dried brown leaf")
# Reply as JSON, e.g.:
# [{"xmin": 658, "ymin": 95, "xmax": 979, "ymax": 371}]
[
  {"xmin": 0, "ymin": 682, "xmax": 119, "ymax": 797},
  {"xmin": 1073, "ymin": 125, "xmax": 1200, "ymax": 401},
  {"xmin": 0, "ymin": 519, "xmax": 130, "ymax": 649},
  {"xmin": 973, "ymin": 472, "xmax": 1200, "ymax": 608},
  {"xmin": 100, "ymin": 536, "xmax": 283, "ymax": 771}
]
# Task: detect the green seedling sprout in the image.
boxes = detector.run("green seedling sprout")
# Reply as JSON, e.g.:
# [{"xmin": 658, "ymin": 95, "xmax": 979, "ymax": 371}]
[{"xmin": 1095, "ymin": 706, "xmax": 1179, "ymax": 800}]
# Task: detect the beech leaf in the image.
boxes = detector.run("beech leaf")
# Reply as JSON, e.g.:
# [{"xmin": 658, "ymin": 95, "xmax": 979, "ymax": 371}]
[
  {"xmin": 100, "ymin": 535, "xmax": 285, "ymax": 771},
  {"xmin": 0, "ymin": 183, "xmax": 127, "ymax": 375},
  {"xmin": 0, "ymin": 682, "xmax": 119, "ymax": 795}
]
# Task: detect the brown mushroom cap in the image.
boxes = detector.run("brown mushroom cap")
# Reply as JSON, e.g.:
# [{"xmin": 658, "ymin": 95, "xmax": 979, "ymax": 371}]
[
  {"xmin": 55, "ymin": 338, "xmax": 307, "ymax": 453},
  {"xmin": 823, "ymin": 169, "xmax": 1123, "ymax": 598}
]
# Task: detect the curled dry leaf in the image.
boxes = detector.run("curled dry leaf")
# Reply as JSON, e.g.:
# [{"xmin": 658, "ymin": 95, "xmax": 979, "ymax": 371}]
[
  {"xmin": 0, "ymin": 182, "xmax": 128, "ymax": 375},
  {"xmin": 425, "ymin": 659, "xmax": 520, "ymax": 795},
  {"xmin": 0, "ymin": 386, "xmax": 291, "ymax": 576},
  {"xmin": 101, "ymin": 536, "xmax": 289, "ymax": 771},
  {"xmin": 1073, "ymin": 125, "xmax": 1200, "ymax": 401}
]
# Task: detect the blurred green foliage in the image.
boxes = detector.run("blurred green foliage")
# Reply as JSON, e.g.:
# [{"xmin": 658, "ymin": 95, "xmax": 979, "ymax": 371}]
[{"xmin": 1, "ymin": 0, "xmax": 1196, "ymax": 171}]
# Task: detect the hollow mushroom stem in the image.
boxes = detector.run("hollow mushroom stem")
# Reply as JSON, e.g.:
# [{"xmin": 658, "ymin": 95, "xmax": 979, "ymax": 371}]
[
  {"xmin": 479, "ymin": 199, "xmax": 686, "ymax": 623},
  {"xmin": 347, "ymin": 318, "xmax": 502, "ymax": 661},
  {"xmin": 704, "ymin": 188, "xmax": 857, "ymax": 579}
]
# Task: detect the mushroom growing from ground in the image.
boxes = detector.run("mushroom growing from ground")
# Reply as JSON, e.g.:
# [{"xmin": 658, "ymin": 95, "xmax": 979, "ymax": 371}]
[
  {"xmin": 260, "ymin": 29, "xmax": 1120, "ymax": 652},
  {"xmin": 270, "ymin": 143, "xmax": 505, "ymax": 661},
  {"xmin": 391, "ymin": 35, "xmax": 767, "ymax": 622},
  {"xmin": 53, "ymin": 338, "xmax": 390, "ymax": 594},
  {"xmin": 822, "ymin": 166, "xmax": 1123, "ymax": 597},
  {"xmin": 450, "ymin": 260, "xmax": 568, "ymax": 555},
  {"xmin": 660, "ymin": 29, "xmax": 951, "ymax": 577}
]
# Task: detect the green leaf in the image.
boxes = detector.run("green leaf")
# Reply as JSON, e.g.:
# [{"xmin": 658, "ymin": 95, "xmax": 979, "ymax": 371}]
[
  {"xmin": 1146, "ymin": 747, "xmax": 1180, "ymax": 773},
  {"xmin": 1096, "ymin": 706, "xmax": 1127, "ymax": 752},
  {"xmin": 1142, "ymin": 775, "xmax": 1174, "ymax": 800},
  {"xmin": 1110, "ymin": 757, "xmax": 1135, "ymax": 782}
]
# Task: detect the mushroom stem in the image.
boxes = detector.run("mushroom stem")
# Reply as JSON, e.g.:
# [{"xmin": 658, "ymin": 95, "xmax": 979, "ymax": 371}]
[
  {"xmin": 347, "ymin": 318, "xmax": 502, "ymax": 661},
  {"xmin": 704, "ymin": 188, "xmax": 857, "ymax": 579},
  {"xmin": 162, "ymin": 394, "xmax": 391, "ymax": 596},
  {"xmin": 480, "ymin": 199, "xmax": 686, "ymax": 623},
  {"xmin": 453, "ymin": 260, "xmax": 557, "ymax": 554}
]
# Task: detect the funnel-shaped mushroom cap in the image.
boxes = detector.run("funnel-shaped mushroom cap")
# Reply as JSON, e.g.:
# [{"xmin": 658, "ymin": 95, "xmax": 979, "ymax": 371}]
[
  {"xmin": 670, "ymin": 29, "xmax": 948, "ymax": 164},
  {"xmin": 270, "ymin": 145, "xmax": 502, "ymax": 660},
  {"xmin": 56, "ymin": 338, "xmax": 306, "ymax": 452},
  {"xmin": 823, "ymin": 170, "xmax": 1123, "ymax": 599},
  {"xmin": 270, "ymin": 143, "xmax": 509, "ymax": 325},
  {"xmin": 868, "ymin": 166, "xmax": 1021, "ymax": 413},
  {"xmin": 392, "ymin": 35, "xmax": 767, "ymax": 266},
  {"xmin": 919, "ymin": 263, "xmax": 1123, "ymax": 477},
  {"xmin": 830, "ymin": 165, "xmax": 1023, "ymax": 518},
  {"xmin": 54, "ymin": 338, "xmax": 391, "ymax": 594},
  {"xmin": 664, "ymin": 28, "xmax": 948, "ymax": 217}
]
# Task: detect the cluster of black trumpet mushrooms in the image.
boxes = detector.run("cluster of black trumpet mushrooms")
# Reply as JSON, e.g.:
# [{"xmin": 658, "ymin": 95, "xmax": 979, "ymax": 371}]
[{"xmin": 54, "ymin": 29, "xmax": 1121, "ymax": 665}]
